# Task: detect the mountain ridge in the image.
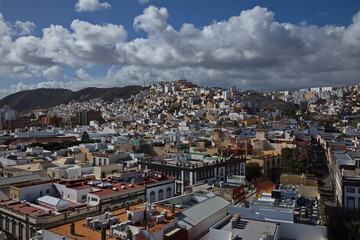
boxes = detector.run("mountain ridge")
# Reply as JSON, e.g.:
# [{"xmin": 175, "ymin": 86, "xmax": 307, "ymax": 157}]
[{"xmin": 0, "ymin": 86, "xmax": 145, "ymax": 113}]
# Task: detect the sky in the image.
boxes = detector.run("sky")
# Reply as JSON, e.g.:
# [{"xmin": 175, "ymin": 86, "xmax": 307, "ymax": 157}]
[{"xmin": 0, "ymin": 0, "xmax": 359, "ymax": 97}]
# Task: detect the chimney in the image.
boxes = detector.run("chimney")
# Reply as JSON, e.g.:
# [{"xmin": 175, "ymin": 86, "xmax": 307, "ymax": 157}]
[
  {"xmin": 101, "ymin": 229, "xmax": 106, "ymax": 240},
  {"xmin": 171, "ymin": 204, "xmax": 175, "ymax": 214},
  {"xmin": 70, "ymin": 222, "xmax": 75, "ymax": 235}
]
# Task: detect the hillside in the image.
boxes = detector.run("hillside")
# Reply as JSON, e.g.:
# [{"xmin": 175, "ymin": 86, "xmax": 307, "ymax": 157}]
[
  {"xmin": 0, "ymin": 86, "xmax": 144, "ymax": 113},
  {"xmin": 248, "ymin": 93, "xmax": 297, "ymax": 116}
]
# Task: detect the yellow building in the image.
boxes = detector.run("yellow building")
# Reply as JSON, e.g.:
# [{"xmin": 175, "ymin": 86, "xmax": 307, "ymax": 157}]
[
  {"xmin": 242, "ymin": 118, "xmax": 261, "ymax": 126},
  {"xmin": 280, "ymin": 173, "xmax": 318, "ymax": 186},
  {"xmin": 94, "ymin": 164, "xmax": 124, "ymax": 179}
]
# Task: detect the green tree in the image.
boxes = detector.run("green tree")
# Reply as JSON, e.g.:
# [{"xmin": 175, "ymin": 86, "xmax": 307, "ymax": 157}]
[
  {"xmin": 281, "ymin": 147, "xmax": 302, "ymax": 173},
  {"xmin": 81, "ymin": 131, "xmax": 90, "ymax": 142},
  {"xmin": 246, "ymin": 162, "xmax": 263, "ymax": 182},
  {"xmin": 345, "ymin": 220, "xmax": 360, "ymax": 240}
]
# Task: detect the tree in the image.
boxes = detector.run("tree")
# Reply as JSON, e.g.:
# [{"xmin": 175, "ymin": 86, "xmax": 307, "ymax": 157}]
[
  {"xmin": 303, "ymin": 145, "xmax": 313, "ymax": 167},
  {"xmin": 345, "ymin": 220, "xmax": 360, "ymax": 240},
  {"xmin": 246, "ymin": 162, "xmax": 263, "ymax": 182},
  {"xmin": 81, "ymin": 131, "xmax": 90, "ymax": 142},
  {"xmin": 281, "ymin": 147, "xmax": 302, "ymax": 173}
]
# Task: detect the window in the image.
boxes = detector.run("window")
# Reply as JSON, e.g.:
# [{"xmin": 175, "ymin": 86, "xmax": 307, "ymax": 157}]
[
  {"xmin": 40, "ymin": 191, "xmax": 43, "ymax": 196},
  {"xmin": 166, "ymin": 187, "xmax": 171, "ymax": 199},
  {"xmin": 46, "ymin": 189, "xmax": 50, "ymax": 194},
  {"xmin": 159, "ymin": 189, "xmax": 164, "ymax": 201},
  {"xmin": 5, "ymin": 218, "xmax": 9, "ymax": 231},
  {"xmin": 18, "ymin": 223, "xmax": 23, "ymax": 239},
  {"xmin": 347, "ymin": 187, "xmax": 355, "ymax": 193},
  {"xmin": 30, "ymin": 228, "xmax": 35, "ymax": 238},
  {"xmin": 176, "ymin": 183, "xmax": 181, "ymax": 194},
  {"xmin": 12, "ymin": 220, "xmax": 16, "ymax": 234},
  {"xmin": 347, "ymin": 197, "xmax": 355, "ymax": 210},
  {"xmin": 150, "ymin": 191, "xmax": 155, "ymax": 203},
  {"xmin": 82, "ymin": 195, "xmax": 87, "ymax": 200}
]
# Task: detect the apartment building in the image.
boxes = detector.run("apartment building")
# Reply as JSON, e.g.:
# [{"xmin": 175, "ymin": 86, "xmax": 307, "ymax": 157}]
[{"xmin": 138, "ymin": 156, "xmax": 246, "ymax": 194}]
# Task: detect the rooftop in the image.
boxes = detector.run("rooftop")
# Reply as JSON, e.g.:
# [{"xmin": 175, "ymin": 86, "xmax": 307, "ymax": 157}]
[
  {"xmin": 56, "ymin": 175, "xmax": 173, "ymax": 197},
  {"xmin": 210, "ymin": 215, "xmax": 278, "ymax": 240},
  {"xmin": 47, "ymin": 203, "xmax": 181, "ymax": 240}
]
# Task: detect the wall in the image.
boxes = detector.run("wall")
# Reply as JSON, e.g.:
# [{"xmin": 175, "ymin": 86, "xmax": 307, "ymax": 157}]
[
  {"xmin": 15, "ymin": 183, "xmax": 57, "ymax": 202},
  {"xmin": 188, "ymin": 204, "xmax": 228, "ymax": 240},
  {"xmin": 66, "ymin": 166, "xmax": 81, "ymax": 179},
  {"xmin": 343, "ymin": 185, "xmax": 360, "ymax": 209},
  {"xmin": 87, "ymin": 193, "xmax": 100, "ymax": 206},
  {"xmin": 0, "ymin": 203, "xmax": 99, "ymax": 240},
  {"xmin": 54, "ymin": 183, "xmax": 93, "ymax": 203},
  {"xmin": 147, "ymin": 180, "xmax": 174, "ymax": 203},
  {"xmin": 229, "ymin": 205, "xmax": 294, "ymax": 223},
  {"xmin": 93, "ymin": 165, "xmax": 123, "ymax": 179}
]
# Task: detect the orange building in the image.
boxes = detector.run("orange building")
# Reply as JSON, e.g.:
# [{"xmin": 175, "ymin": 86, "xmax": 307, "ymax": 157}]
[{"xmin": 41, "ymin": 116, "xmax": 62, "ymax": 127}]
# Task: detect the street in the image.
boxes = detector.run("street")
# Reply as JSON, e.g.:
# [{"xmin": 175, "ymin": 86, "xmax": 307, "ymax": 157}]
[{"xmin": 311, "ymin": 140, "xmax": 337, "ymax": 240}]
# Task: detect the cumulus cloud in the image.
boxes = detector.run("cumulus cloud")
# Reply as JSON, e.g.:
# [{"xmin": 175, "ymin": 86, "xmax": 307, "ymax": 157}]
[
  {"xmin": 0, "ymin": 13, "xmax": 35, "ymax": 37},
  {"xmin": 75, "ymin": 68, "xmax": 93, "ymax": 80},
  {"xmin": 42, "ymin": 66, "xmax": 63, "ymax": 80},
  {"xmin": 1, "ymin": 5, "xmax": 360, "ymax": 96},
  {"xmin": 75, "ymin": 0, "xmax": 111, "ymax": 12}
]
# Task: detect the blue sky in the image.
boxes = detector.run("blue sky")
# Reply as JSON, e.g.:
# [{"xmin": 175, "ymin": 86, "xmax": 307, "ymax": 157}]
[{"xmin": 0, "ymin": 0, "xmax": 359, "ymax": 97}]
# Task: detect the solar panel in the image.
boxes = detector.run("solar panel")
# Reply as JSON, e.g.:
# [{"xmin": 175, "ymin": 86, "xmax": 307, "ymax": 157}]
[
  {"xmin": 97, "ymin": 182, "xmax": 112, "ymax": 187},
  {"xmin": 37, "ymin": 195, "xmax": 70, "ymax": 206},
  {"xmin": 88, "ymin": 180, "xmax": 103, "ymax": 185}
]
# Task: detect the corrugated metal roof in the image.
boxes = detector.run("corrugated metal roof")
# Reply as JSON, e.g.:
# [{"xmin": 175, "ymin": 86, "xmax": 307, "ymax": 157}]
[
  {"xmin": 0, "ymin": 174, "xmax": 45, "ymax": 186},
  {"xmin": 177, "ymin": 196, "xmax": 230, "ymax": 229}
]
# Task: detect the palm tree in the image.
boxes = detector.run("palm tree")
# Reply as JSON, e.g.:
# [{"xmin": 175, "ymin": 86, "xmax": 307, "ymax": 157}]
[{"xmin": 345, "ymin": 220, "xmax": 360, "ymax": 240}]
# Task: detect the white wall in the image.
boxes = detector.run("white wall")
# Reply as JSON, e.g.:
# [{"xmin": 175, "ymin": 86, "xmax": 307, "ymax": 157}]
[
  {"xmin": 229, "ymin": 205, "xmax": 294, "ymax": 223},
  {"xmin": 147, "ymin": 181, "xmax": 174, "ymax": 203},
  {"xmin": 66, "ymin": 166, "xmax": 81, "ymax": 179},
  {"xmin": 343, "ymin": 185, "xmax": 360, "ymax": 209},
  {"xmin": 19, "ymin": 183, "xmax": 57, "ymax": 202},
  {"xmin": 87, "ymin": 193, "xmax": 100, "ymax": 206},
  {"xmin": 54, "ymin": 183, "xmax": 93, "ymax": 203}
]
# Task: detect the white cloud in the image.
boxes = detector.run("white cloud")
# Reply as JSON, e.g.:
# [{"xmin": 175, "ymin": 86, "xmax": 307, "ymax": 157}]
[
  {"xmin": 138, "ymin": 0, "xmax": 150, "ymax": 4},
  {"xmin": 75, "ymin": 68, "xmax": 93, "ymax": 80},
  {"xmin": 12, "ymin": 21, "xmax": 35, "ymax": 36},
  {"xmin": 75, "ymin": 0, "xmax": 111, "ymax": 12},
  {"xmin": 0, "ymin": 5, "xmax": 360, "ymax": 95},
  {"xmin": 0, "ymin": 81, "xmax": 71, "ymax": 98},
  {"xmin": 43, "ymin": 66, "xmax": 63, "ymax": 80}
]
